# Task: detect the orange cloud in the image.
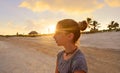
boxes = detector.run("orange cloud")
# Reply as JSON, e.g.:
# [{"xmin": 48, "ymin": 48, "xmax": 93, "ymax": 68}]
[
  {"xmin": 105, "ymin": 0, "xmax": 120, "ymax": 7},
  {"xmin": 19, "ymin": 0, "xmax": 104, "ymax": 14},
  {"xmin": 19, "ymin": 1, "xmax": 50, "ymax": 12}
]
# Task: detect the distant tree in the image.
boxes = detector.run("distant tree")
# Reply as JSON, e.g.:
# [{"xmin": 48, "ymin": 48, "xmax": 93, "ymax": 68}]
[
  {"xmin": 107, "ymin": 24, "xmax": 112, "ymax": 30},
  {"xmin": 111, "ymin": 21, "xmax": 114, "ymax": 25},
  {"xmin": 93, "ymin": 21, "xmax": 98, "ymax": 30},
  {"xmin": 90, "ymin": 20, "xmax": 100, "ymax": 32},
  {"xmin": 86, "ymin": 18, "xmax": 92, "ymax": 28},
  {"xmin": 86, "ymin": 18, "xmax": 100, "ymax": 32},
  {"xmin": 87, "ymin": 17, "xmax": 92, "ymax": 24},
  {"xmin": 29, "ymin": 31, "xmax": 38, "ymax": 37},
  {"xmin": 16, "ymin": 32, "xmax": 19, "ymax": 36},
  {"xmin": 107, "ymin": 21, "xmax": 119, "ymax": 30},
  {"xmin": 113, "ymin": 22, "xmax": 119, "ymax": 30}
]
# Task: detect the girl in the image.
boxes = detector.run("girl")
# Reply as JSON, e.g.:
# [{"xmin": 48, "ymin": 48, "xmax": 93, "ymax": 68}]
[{"xmin": 54, "ymin": 19, "xmax": 88, "ymax": 73}]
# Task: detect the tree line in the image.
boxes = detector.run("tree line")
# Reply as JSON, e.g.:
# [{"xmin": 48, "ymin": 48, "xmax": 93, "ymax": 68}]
[{"xmin": 86, "ymin": 18, "xmax": 120, "ymax": 33}]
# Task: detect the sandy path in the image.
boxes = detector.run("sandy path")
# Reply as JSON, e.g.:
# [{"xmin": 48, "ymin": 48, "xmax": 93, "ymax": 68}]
[
  {"xmin": 0, "ymin": 32, "xmax": 120, "ymax": 73},
  {"xmin": 80, "ymin": 46, "xmax": 120, "ymax": 73},
  {"xmin": 0, "ymin": 40, "xmax": 56, "ymax": 73}
]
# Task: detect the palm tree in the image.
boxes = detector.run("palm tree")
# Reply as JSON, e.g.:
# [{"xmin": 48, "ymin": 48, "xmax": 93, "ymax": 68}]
[
  {"xmin": 93, "ymin": 21, "xmax": 98, "ymax": 30},
  {"xmin": 113, "ymin": 22, "xmax": 119, "ymax": 30},
  {"xmin": 107, "ymin": 21, "xmax": 119, "ymax": 30},
  {"xmin": 111, "ymin": 21, "xmax": 114, "ymax": 25},
  {"xmin": 90, "ymin": 20, "xmax": 100, "ymax": 32},
  {"xmin": 107, "ymin": 24, "xmax": 112, "ymax": 30},
  {"xmin": 107, "ymin": 21, "xmax": 114, "ymax": 30},
  {"xmin": 87, "ymin": 17, "xmax": 92, "ymax": 24},
  {"xmin": 86, "ymin": 18, "xmax": 100, "ymax": 32}
]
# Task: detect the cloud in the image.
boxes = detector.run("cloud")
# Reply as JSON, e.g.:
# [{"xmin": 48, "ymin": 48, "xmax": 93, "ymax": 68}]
[
  {"xmin": 0, "ymin": 21, "xmax": 26, "ymax": 35},
  {"xmin": 24, "ymin": 20, "xmax": 38, "ymax": 31},
  {"xmin": 0, "ymin": 19, "xmax": 57, "ymax": 35},
  {"xmin": 105, "ymin": 0, "xmax": 120, "ymax": 7},
  {"xmin": 19, "ymin": 0, "xmax": 104, "ymax": 14},
  {"xmin": 24, "ymin": 19, "xmax": 57, "ymax": 34},
  {"xmin": 19, "ymin": 0, "xmax": 50, "ymax": 12},
  {"xmin": 24, "ymin": 19, "xmax": 48, "ymax": 30}
]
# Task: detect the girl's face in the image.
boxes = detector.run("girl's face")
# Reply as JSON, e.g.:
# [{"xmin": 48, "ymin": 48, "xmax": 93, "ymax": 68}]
[
  {"xmin": 53, "ymin": 24, "xmax": 74, "ymax": 46},
  {"xmin": 53, "ymin": 30, "xmax": 68, "ymax": 46}
]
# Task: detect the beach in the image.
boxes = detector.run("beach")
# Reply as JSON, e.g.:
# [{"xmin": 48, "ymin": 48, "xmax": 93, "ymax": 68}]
[{"xmin": 0, "ymin": 32, "xmax": 120, "ymax": 73}]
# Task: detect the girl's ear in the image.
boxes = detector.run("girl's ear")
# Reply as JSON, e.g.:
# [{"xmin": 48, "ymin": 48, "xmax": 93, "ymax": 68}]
[{"xmin": 67, "ymin": 33, "xmax": 74, "ymax": 40}]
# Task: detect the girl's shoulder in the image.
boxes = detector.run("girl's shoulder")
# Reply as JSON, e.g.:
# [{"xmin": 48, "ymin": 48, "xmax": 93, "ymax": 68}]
[{"xmin": 57, "ymin": 50, "xmax": 64, "ymax": 59}]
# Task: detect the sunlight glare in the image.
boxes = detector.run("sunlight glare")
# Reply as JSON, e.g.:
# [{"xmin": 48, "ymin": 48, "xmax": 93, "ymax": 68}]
[{"xmin": 48, "ymin": 25, "xmax": 56, "ymax": 33}]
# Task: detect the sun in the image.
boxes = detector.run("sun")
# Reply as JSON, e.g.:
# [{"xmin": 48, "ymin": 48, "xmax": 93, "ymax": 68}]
[{"xmin": 48, "ymin": 25, "xmax": 56, "ymax": 33}]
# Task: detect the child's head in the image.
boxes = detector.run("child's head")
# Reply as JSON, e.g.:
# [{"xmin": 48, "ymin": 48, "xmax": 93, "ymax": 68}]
[{"xmin": 54, "ymin": 19, "xmax": 87, "ymax": 44}]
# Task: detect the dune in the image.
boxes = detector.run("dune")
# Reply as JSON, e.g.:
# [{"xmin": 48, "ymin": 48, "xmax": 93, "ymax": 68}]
[{"xmin": 0, "ymin": 31, "xmax": 120, "ymax": 73}]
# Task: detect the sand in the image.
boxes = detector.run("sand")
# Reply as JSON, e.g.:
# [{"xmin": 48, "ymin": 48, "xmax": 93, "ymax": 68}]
[{"xmin": 0, "ymin": 32, "xmax": 120, "ymax": 73}]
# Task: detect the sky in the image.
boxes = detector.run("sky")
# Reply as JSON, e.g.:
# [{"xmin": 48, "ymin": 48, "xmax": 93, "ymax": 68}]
[{"xmin": 0, "ymin": 0, "xmax": 120, "ymax": 35}]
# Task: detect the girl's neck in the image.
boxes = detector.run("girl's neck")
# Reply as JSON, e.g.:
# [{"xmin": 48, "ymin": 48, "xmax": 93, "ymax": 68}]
[{"xmin": 64, "ymin": 43, "xmax": 77, "ymax": 53}]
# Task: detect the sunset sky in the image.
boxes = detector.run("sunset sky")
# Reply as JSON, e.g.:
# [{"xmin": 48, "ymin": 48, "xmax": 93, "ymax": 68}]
[{"xmin": 0, "ymin": 0, "xmax": 120, "ymax": 35}]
